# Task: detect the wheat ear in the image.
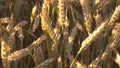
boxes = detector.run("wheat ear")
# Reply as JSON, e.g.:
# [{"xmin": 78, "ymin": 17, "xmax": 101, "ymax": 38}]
[
  {"xmin": 8, "ymin": 35, "xmax": 46, "ymax": 61},
  {"xmin": 89, "ymin": 23, "xmax": 120, "ymax": 68},
  {"xmin": 41, "ymin": 0, "xmax": 56, "ymax": 42},
  {"xmin": 79, "ymin": 0, "xmax": 93, "ymax": 35},
  {"xmin": 70, "ymin": 5, "xmax": 120, "ymax": 67}
]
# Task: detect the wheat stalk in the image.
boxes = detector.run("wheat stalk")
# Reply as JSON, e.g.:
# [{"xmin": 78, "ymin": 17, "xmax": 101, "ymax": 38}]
[
  {"xmin": 18, "ymin": 27, "xmax": 24, "ymax": 48},
  {"xmin": 12, "ymin": 0, "xmax": 22, "ymax": 23},
  {"xmin": 66, "ymin": 23, "xmax": 78, "ymax": 68}
]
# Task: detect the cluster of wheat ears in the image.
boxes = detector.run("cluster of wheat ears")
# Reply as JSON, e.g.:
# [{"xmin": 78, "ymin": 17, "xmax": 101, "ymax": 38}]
[{"xmin": 0, "ymin": 0, "xmax": 120, "ymax": 68}]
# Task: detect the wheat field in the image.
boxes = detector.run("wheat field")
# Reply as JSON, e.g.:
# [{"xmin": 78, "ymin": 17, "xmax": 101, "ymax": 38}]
[{"xmin": 0, "ymin": 0, "xmax": 120, "ymax": 68}]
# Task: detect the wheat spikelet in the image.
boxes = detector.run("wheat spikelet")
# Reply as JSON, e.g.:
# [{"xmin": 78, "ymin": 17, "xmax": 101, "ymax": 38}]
[
  {"xmin": 79, "ymin": 0, "xmax": 93, "ymax": 35},
  {"xmin": 114, "ymin": 50, "xmax": 120, "ymax": 67},
  {"xmin": 6, "ymin": 19, "xmax": 14, "ymax": 33},
  {"xmin": 74, "ymin": 20, "xmax": 83, "ymax": 32},
  {"xmin": 34, "ymin": 58, "xmax": 54, "ymax": 68},
  {"xmin": 8, "ymin": 35, "xmax": 46, "ymax": 61},
  {"xmin": 57, "ymin": 55, "xmax": 63, "ymax": 68},
  {"xmin": 94, "ymin": 13, "xmax": 103, "ymax": 27},
  {"xmin": 30, "ymin": 5, "xmax": 39, "ymax": 23},
  {"xmin": 94, "ymin": 0, "xmax": 101, "ymax": 5},
  {"xmin": 14, "ymin": 21, "xmax": 28, "ymax": 31},
  {"xmin": 0, "ymin": 17, "xmax": 10, "ymax": 24},
  {"xmin": 54, "ymin": 23, "xmax": 61, "ymax": 40},
  {"xmin": 18, "ymin": 28, "xmax": 24, "ymax": 39}
]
